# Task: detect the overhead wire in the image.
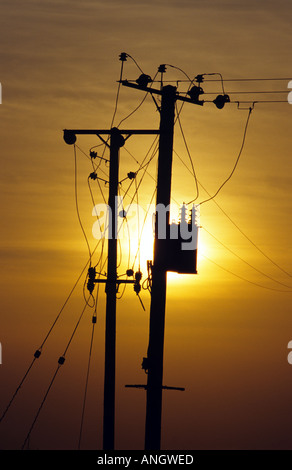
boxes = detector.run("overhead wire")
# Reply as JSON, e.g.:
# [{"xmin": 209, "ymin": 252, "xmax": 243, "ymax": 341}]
[
  {"xmin": 146, "ymin": 77, "xmax": 292, "ymax": 83},
  {"xmin": 202, "ymin": 254, "xmax": 292, "ymax": 293},
  {"xmin": 77, "ymin": 312, "xmax": 96, "ymax": 450},
  {"xmin": 0, "ymin": 237, "xmax": 104, "ymax": 425},
  {"xmin": 202, "ymin": 226, "xmax": 292, "ymax": 290},
  {"xmin": 77, "ymin": 256, "xmax": 103, "ymax": 449},
  {"xmin": 74, "ymin": 144, "xmax": 93, "ymax": 262},
  {"xmin": 21, "ymin": 301, "xmax": 89, "ymax": 449},
  {"xmin": 175, "ymin": 102, "xmax": 199, "ymax": 202},
  {"xmin": 188, "ymin": 106, "xmax": 253, "ymax": 206},
  {"xmin": 172, "ymin": 116, "xmax": 292, "ymax": 281}
]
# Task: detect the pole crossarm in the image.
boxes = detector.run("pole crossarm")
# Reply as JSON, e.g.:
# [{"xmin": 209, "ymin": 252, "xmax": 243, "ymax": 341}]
[
  {"xmin": 120, "ymin": 80, "xmax": 204, "ymax": 106},
  {"xmin": 94, "ymin": 279, "xmax": 136, "ymax": 285},
  {"xmin": 63, "ymin": 128, "xmax": 160, "ymax": 141}
]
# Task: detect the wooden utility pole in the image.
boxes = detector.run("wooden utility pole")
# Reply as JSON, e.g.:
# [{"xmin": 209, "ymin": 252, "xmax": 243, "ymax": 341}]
[
  {"xmin": 144, "ymin": 85, "xmax": 177, "ymax": 450},
  {"xmin": 120, "ymin": 77, "xmax": 204, "ymax": 450},
  {"xmin": 103, "ymin": 127, "xmax": 124, "ymax": 450},
  {"xmin": 63, "ymin": 126, "xmax": 160, "ymax": 451}
]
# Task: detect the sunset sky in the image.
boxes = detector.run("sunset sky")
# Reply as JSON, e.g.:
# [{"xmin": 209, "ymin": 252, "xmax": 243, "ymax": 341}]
[{"xmin": 1, "ymin": 0, "xmax": 292, "ymax": 451}]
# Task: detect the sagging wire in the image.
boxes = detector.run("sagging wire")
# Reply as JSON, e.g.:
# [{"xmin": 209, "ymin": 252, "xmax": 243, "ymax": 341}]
[
  {"xmin": 0, "ymin": 237, "xmax": 104, "ymax": 426},
  {"xmin": 188, "ymin": 105, "xmax": 253, "ymax": 206},
  {"xmin": 78, "ymin": 251, "xmax": 104, "ymax": 449},
  {"xmin": 202, "ymin": 254, "xmax": 292, "ymax": 293},
  {"xmin": 175, "ymin": 102, "xmax": 199, "ymax": 202},
  {"xmin": 74, "ymin": 144, "xmax": 93, "ymax": 262},
  {"xmin": 132, "ymin": 186, "xmax": 156, "ymax": 274},
  {"xmin": 202, "ymin": 226, "xmax": 292, "ymax": 290},
  {"xmin": 21, "ymin": 301, "xmax": 89, "ymax": 450},
  {"xmin": 176, "ymin": 142, "xmax": 292, "ymax": 282}
]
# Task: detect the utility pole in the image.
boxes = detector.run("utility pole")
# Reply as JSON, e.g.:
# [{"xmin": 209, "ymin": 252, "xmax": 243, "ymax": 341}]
[
  {"xmin": 144, "ymin": 85, "xmax": 176, "ymax": 450},
  {"xmin": 103, "ymin": 127, "xmax": 124, "ymax": 450},
  {"xmin": 121, "ymin": 75, "xmax": 205, "ymax": 451},
  {"xmin": 63, "ymin": 126, "xmax": 160, "ymax": 450}
]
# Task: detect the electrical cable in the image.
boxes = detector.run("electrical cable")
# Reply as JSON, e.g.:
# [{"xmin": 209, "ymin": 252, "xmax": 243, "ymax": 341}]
[
  {"xmin": 0, "ymin": 238, "xmax": 104, "ymax": 425},
  {"xmin": 201, "ymin": 72, "xmax": 225, "ymax": 94},
  {"xmin": 125, "ymin": 53, "xmax": 144, "ymax": 74},
  {"xmin": 210, "ymin": 198, "xmax": 292, "ymax": 279},
  {"xmin": 147, "ymin": 77, "xmax": 292, "ymax": 83},
  {"xmin": 175, "ymin": 102, "xmax": 199, "ymax": 202},
  {"xmin": 117, "ymin": 70, "xmax": 159, "ymax": 128},
  {"xmin": 77, "ymin": 315, "xmax": 96, "ymax": 450},
  {"xmin": 188, "ymin": 106, "xmax": 253, "ymax": 206},
  {"xmin": 134, "ymin": 177, "xmax": 141, "ymax": 271},
  {"xmin": 77, "ymin": 274, "xmax": 101, "ymax": 449},
  {"xmin": 74, "ymin": 144, "xmax": 92, "ymax": 261},
  {"xmin": 202, "ymin": 254, "xmax": 292, "ymax": 293},
  {"xmin": 131, "ymin": 186, "xmax": 157, "ymax": 273},
  {"xmin": 110, "ymin": 58, "xmax": 125, "ymax": 129},
  {"xmin": 202, "ymin": 226, "xmax": 292, "ymax": 289},
  {"xmin": 21, "ymin": 301, "xmax": 89, "ymax": 449},
  {"xmin": 174, "ymin": 149, "xmax": 292, "ymax": 280},
  {"xmin": 21, "ymin": 364, "xmax": 61, "ymax": 450},
  {"xmin": 117, "ymin": 93, "xmax": 149, "ymax": 128}
]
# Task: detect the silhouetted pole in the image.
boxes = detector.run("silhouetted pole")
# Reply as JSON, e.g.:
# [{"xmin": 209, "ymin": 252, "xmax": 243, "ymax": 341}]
[
  {"xmin": 103, "ymin": 127, "xmax": 124, "ymax": 450},
  {"xmin": 145, "ymin": 85, "xmax": 177, "ymax": 450}
]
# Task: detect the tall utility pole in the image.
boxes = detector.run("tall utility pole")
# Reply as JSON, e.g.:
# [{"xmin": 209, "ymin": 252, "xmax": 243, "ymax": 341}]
[
  {"xmin": 103, "ymin": 127, "xmax": 124, "ymax": 450},
  {"xmin": 121, "ymin": 77, "xmax": 205, "ymax": 450},
  {"xmin": 63, "ymin": 126, "xmax": 160, "ymax": 450},
  {"xmin": 144, "ymin": 85, "xmax": 177, "ymax": 450}
]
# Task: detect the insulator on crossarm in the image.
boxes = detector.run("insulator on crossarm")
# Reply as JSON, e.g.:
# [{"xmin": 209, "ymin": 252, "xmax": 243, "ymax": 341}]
[
  {"xmin": 134, "ymin": 271, "xmax": 142, "ymax": 294},
  {"xmin": 87, "ymin": 267, "xmax": 96, "ymax": 294},
  {"xmin": 119, "ymin": 52, "xmax": 128, "ymax": 62},
  {"xmin": 127, "ymin": 171, "xmax": 136, "ymax": 180},
  {"xmin": 187, "ymin": 85, "xmax": 204, "ymax": 102},
  {"xmin": 89, "ymin": 172, "xmax": 97, "ymax": 180},
  {"xmin": 90, "ymin": 151, "xmax": 97, "ymax": 159},
  {"xmin": 136, "ymin": 74, "xmax": 152, "ymax": 88}
]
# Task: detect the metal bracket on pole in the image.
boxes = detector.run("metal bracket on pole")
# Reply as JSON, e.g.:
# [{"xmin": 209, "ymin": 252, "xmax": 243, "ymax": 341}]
[{"xmin": 125, "ymin": 385, "xmax": 185, "ymax": 392}]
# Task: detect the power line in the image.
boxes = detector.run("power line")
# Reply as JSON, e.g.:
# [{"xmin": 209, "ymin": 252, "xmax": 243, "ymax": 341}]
[
  {"xmin": 77, "ymin": 271, "xmax": 102, "ymax": 450},
  {"xmin": 110, "ymin": 58, "xmax": 125, "ymax": 129},
  {"xmin": 188, "ymin": 106, "xmax": 253, "ymax": 205},
  {"xmin": 21, "ymin": 364, "xmax": 61, "ymax": 450},
  {"xmin": 210, "ymin": 198, "xmax": 292, "ymax": 279},
  {"xmin": 143, "ymin": 77, "xmax": 291, "ymax": 83},
  {"xmin": 21, "ymin": 302, "xmax": 89, "ymax": 449},
  {"xmin": 74, "ymin": 144, "xmax": 93, "ymax": 261},
  {"xmin": 0, "ymin": 237, "xmax": 105, "ymax": 425},
  {"xmin": 202, "ymin": 254, "xmax": 292, "ymax": 293},
  {"xmin": 175, "ymin": 102, "xmax": 199, "ymax": 202},
  {"xmin": 202, "ymin": 226, "xmax": 292, "ymax": 290},
  {"xmin": 173, "ymin": 142, "xmax": 292, "ymax": 280}
]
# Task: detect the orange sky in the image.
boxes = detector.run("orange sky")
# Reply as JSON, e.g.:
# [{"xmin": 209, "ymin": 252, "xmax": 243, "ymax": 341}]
[{"xmin": 0, "ymin": 0, "xmax": 292, "ymax": 451}]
